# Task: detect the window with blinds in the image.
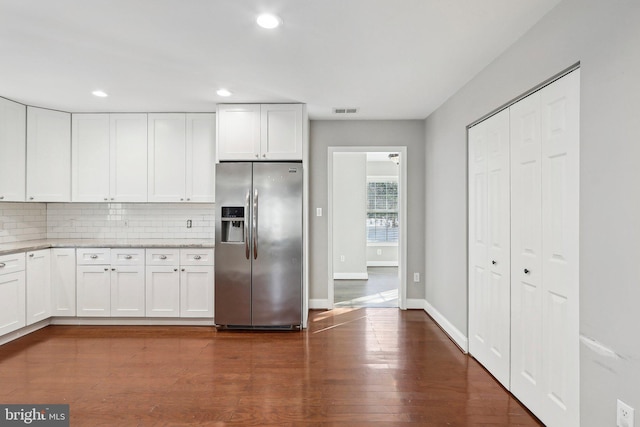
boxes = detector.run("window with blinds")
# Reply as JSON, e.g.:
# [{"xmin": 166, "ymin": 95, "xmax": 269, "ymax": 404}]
[{"xmin": 367, "ymin": 180, "xmax": 398, "ymax": 243}]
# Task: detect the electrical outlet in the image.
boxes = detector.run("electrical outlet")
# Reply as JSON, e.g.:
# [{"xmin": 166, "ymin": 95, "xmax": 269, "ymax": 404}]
[
  {"xmin": 618, "ymin": 399, "xmax": 635, "ymax": 427},
  {"xmin": 340, "ymin": 255, "xmax": 345, "ymax": 262},
  {"xmin": 376, "ymin": 249, "xmax": 382, "ymax": 255},
  {"xmin": 413, "ymin": 272, "xmax": 420, "ymax": 282},
  {"xmin": 123, "ymin": 220, "xmax": 129, "ymax": 227},
  {"xmin": 316, "ymin": 208, "xmax": 322, "ymax": 217},
  {"xmin": 187, "ymin": 219, "xmax": 192, "ymax": 228}
]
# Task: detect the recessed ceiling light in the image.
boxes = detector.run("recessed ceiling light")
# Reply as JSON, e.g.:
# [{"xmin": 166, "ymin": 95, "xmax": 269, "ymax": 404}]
[
  {"xmin": 216, "ymin": 88, "xmax": 232, "ymax": 97},
  {"xmin": 257, "ymin": 13, "xmax": 282, "ymax": 29},
  {"xmin": 92, "ymin": 90, "xmax": 108, "ymax": 97}
]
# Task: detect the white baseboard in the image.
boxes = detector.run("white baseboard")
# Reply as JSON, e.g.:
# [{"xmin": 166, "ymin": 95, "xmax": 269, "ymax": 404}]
[
  {"xmin": 405, "ymin": 298, "xmax": 426, "ymax": 310},
  {"xmin": 309, "ymin": 299, "xmax": 331, "ymax": 310},
  {"xmin": 334, "ymin": 272, "xmax": 368, "ymax": 280},
  {"xmin": 50, "ymin": 317, "xmax": 215, "ymax": 326},
  {"xmin": 367, "ymin": 261, "xmax": 399, "ymax": 267},
  {"xmin": 424, "ymin": 300, "xmax": 468, "ymax": 353},
  {"xmin": 0, "ymin": 319, "xmax": 51, "ymax": 346}
]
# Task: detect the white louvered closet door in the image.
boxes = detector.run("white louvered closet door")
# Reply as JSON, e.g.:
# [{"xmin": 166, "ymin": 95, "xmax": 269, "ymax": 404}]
[
  {"xmin": 468, "ymin": 108, "xmax": 511, "ymax": 388},
  {"xmin": 510, "ymin": 69, "xmax": 580, "ymax": 427}
]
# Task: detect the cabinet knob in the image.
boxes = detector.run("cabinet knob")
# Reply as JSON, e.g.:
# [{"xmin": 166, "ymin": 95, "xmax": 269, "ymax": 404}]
[
  {"xmin": 262, "ymin": 154, "xmax": 267, "ymax": 158},
  {"xmin": 193, "ymin": 255, "xmax": 201, "ymax": 260},
  {"xmin": 125, "ymin": 255, "xmax": 132, "ymax": 260},
  {"xmin": 90, "ymin": 255, "xmax": 98, "ymax": 259},
  {"xmin": 29, "ymin": 196, "xmax": 34, "ymax": 200},
  {"xmin": 111, "ymin": 268, "xmax": 116, "ymax": 271},
  {"xmin": 491, "ymin": 260, "xmax": 496, "ymax": 265},
  {"xmin": 160, "ymin": 255, "xmax": 167, "ymax": 260},
  {"xmin": 0, "ymin": 263, "xmax": 5, "ymax": 268},
  {"xmin": 181, "ymin": 268, "xmax": 185, "ymax": 272},
  {"xmin": 186, "ymin": 198, "xmax": 190, "ymax": 201},
  {"xmin": 524, "ymin": 268, "xmax": 530, "ymax": 274},
  {"xmin": 110, "ymin": 197, "xmax": 114, "ymax": 200},
  {"xmin": 174, "ymin": 268, "xmax": 178, "ymax": 272},
  {"xmin": 104, "ymin": 198, "xmax": 108, "ymax": 201},
  {"xmin": 104, "ymin": 268, "xmax": 109, "ymax": 271},
  {"xmin": 180, "ymin": 198, "xmax": 184, "ymax": 201},
  {"xmin": 0, "ymin": 196, "xmax": 4, "ymax": 200},
  {"xmin": 29, "ymin": 253, "xmax": 34, "ymax": 258}
]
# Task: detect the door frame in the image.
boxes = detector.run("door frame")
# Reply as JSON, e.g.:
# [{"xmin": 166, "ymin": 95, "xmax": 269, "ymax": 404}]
[{"xmin": 327, "ymin": 146, "xmax": 407, "ymax": 309}]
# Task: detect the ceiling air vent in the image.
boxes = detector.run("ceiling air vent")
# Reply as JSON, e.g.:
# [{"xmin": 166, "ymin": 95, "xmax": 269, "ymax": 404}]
[{"xmin": 332, "ymin": 107, "xmax": 359, "ymax": 114}]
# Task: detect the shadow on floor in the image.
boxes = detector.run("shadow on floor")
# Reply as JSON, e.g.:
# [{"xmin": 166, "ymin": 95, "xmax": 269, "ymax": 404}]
[{"xmin": 334, "ymin": 267, "xmax": 398, "ymax": 308}]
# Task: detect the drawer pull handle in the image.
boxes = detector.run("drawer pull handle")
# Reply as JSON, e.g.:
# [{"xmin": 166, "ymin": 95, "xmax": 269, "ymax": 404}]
[
  {"xmin": 90, "ymin": 255, "xmax": 98, "ymax": 259},
  {"xmin": 0, "ymin": 263, "xmax": 5, "ymax": 268},
  {"xmin": 160, "ymin": 255, "xmax": 167, "ymax": 260},
  {"xmin": 193, "ymin": 255, "xmax": 201, "ymax": 260},
  {"xmin": 125, "ymin": 255, "xmax": 132, "ymax": 260}
]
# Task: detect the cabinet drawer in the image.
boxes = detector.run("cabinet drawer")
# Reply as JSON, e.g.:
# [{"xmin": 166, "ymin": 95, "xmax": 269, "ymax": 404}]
[
  {"xmin": 180, "ymin": 249, "xmax": 214, "ymax": 266},
  {"xmin": 111, "ymin": 249, "xmax": 145, "ymax": 265},
  {"xmin": 146, "ymin": 249, "xmax": 180, "ymax": 265},
  {"xmin": 0, "ymin": 252, "xmax": 26, "ymax": 275},
  {"xmin": 77, "ymin": 248, "xmax": 110, "ymax": 264}
]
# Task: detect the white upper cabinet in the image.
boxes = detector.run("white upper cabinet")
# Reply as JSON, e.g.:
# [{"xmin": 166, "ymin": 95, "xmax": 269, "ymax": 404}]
[
  {"xmin": 217, "ymin": 104, "xmax": 303, "ymax": 161},
  {"xmin": 148, "ymin": 113, "xmax": 215, "ymax": 202},
  {"xmin": 72, "ymin": 113, "xmax": 147, "ymax": 202},
  {"xmin": 26, "ymin": 106, "xmax": 71, "ymax": 202},
  {"xmin": 260, "ymin": 104, "xmax": 303, "ymax": 160},
  {"xmin": 186, "ymin": 113, "xmax": 216, "ymax": 202},
  {"xmin": 72, "ymin": 114, "xmax": 110, "ymax": 201},
  {"xmin": 0, "ymin": 97, "xmax": 26, "ymax": 202},
  {"xmin": 110, "ymin": 114, "xmax": 148, "ymax": 202},
  {"xmin": 217, "ymin": 104, "xmax": 261, "ymax": 161}
]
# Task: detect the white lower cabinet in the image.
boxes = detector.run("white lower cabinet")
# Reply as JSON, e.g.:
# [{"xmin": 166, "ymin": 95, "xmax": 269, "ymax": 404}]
[
  {"xmin": 76, "ymin": 248, "xmax": 145, "ymax": 317},
  {"xmin": 51, "ymin": 248, "xmax": 76, "ymax": 316},
  {"xmin": 146, "ymin": 248, "xmax": 214, "ymax": 318},
  {"xmin": 0, "ymin": 253, "xmax": 26, "ymax": 336},
  {"xmin": 26, "ymin": 249, "xmax": 51, "ymax": 326}
]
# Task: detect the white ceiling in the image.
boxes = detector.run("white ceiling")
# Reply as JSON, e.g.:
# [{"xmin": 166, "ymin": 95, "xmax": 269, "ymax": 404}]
[{"xmin": 0, "ymin": 0, "xmax": 561, "ymax": 120}]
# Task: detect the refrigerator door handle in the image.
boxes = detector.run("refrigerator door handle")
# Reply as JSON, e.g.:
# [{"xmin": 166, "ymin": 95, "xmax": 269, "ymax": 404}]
[
  {"xmin": 245, "ymin": 191, "xmax": 250, "ymax": 259},
  {"xmin": 253, "ymin": 188, "xmax": 258, "ymax": 259}
]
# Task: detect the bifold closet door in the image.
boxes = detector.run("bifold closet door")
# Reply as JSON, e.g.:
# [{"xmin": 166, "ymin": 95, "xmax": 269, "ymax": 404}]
[
  {"xmin": 468, "ymin": 108, "xmax": 511, "ymax": 388},
  {"xmin": 510, "ymin": 69, "xmax": 580, "ymax": 427}
]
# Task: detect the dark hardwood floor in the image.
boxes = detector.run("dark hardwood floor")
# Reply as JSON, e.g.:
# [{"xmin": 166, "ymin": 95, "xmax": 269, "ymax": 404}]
[{"xmin": 0, "ymin": 309, "xmax": 542, "ymax": 426}]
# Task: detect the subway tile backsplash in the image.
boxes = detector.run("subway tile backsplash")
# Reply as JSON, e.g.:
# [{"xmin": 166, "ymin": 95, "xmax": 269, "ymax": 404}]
[
  {"xmin": 0, "ymin": 203, "xmax": 48, "ymax": 244},
  {"xmin": 0, "ymin": 203, "xmax": 215, "ymax": 243}
]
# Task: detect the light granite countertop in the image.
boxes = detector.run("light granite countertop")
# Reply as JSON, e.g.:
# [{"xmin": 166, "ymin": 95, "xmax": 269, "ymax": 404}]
[{"xmin": 0, "ymin": 239, "xmax": 214, "ymax": 256}]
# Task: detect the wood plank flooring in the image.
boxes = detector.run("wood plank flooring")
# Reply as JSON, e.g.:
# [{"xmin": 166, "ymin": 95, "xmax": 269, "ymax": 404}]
[{"xmin": 0, "ymin": 309, "xmax": 542, "ymax": 426}]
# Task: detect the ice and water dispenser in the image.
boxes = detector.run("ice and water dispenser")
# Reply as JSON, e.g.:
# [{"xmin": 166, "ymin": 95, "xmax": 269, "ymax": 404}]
[{"xmin": 221, "ymin": 207, "xmax": 245, "ymax": 243}]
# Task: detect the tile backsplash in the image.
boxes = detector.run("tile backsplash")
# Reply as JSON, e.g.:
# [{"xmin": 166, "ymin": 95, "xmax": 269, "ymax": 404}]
[
  {"xmin": 0, "ymin": 203, "xmax": 215, "ymax": 243},
  {"xmin": 0, "ymin": 203, "xmax": 47, "ymax": 244}
]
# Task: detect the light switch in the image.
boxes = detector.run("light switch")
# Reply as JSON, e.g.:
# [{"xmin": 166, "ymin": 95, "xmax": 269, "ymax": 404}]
[{"xmin": 316, "ymin": 208, "xmax": 322, "ymax": 217}]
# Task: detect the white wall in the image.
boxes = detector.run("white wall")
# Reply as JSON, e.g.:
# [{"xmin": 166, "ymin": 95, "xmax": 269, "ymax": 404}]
[
  {"xmin": 309, "ymin": 120, "xmax": 425, "ymax": 302},
  {"xmin": 332, "ymin": 152, "xmax": 367, "ymax": 278},
  {"xmin": 423, "ymin": 0, "xmax": 640, "ymax": 424},
  {"xmin": 0, "ymin": 203, "xmax": 46, "ymax": 244}
]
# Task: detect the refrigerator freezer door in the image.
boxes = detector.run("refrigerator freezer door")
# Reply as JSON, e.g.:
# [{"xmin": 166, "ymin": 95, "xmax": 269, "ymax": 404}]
[
  {"xmin": 215, "ymin": 162, "xmax": 253, "ymax": 325},
  {"xmin": 251, "ymin": 163, "xmax": 303, "ymax": 326}
]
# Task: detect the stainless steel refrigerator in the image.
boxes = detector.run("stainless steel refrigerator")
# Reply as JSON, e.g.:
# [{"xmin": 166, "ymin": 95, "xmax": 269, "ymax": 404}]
[{"xmin": 214, "ymin": 162, "xmax": 302, "ymax": 328}]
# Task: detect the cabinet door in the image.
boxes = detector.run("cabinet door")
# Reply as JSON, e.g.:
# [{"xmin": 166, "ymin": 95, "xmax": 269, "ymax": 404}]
[
  {"xmin": 217, "ymin": 104, "xmax": 260, "ymax": 161},
  {"xmin": 77, "ymin": 265, "xmax": 111, "ymax": 317},
  {"xmin": 111, "ymin": 265, "xmax": 145, "ymax": 317},
  {"xmin": 26, "ymin": 106, "xmax": 71, "ymax": 202},
  {"xmin": 0, "ymin": 271, "xmax": 26, "ymax": 336},
  {"xmin": 72, "ymin": 114, "xmax": 110, "ymax": 202},
  {"xmin": 148, "ymin": 114, "xmax": 186, "ymax": 202},
  {"xmin": 51, "ymin": 248, "xmax": 76, "ymax": 317},
  {"xmin": 260, "ymin": 104, "xmax": 303, "ymax": 160},
  {"xmin": 111, "ymin": 114, "xmax": 148, "ymax": 202},
  {"xmin": 145, "ymin": 266, "xmax": 180, "ymax": 317},
  {"xmin": 186, "ymin": 113, "xmax": 215, "ymax": 202},
  {"xmin": 180, "ymin": 266, "xmax": 213, "ymax": 318},
  {"xmin": 26, "ymin": 250, "xmax": 52, "ymax": 325},
  {"xmin": 0, "ymin": 97, "xmax": 26, "ymax": 202}
]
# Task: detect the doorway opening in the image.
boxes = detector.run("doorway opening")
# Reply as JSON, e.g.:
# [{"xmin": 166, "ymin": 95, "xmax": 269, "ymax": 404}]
[{"xmin": 327, "ymin": 147, "xmax": 407, "ymax": 309}]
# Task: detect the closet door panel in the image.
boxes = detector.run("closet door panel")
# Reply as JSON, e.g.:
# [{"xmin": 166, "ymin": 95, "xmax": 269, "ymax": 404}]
[
  {"xmin": 540, "ymin": 69, "xmax": 580, "ymax": 427},
  {"xmin": 510, "ymin": 91, "xmax": 543, "ymax": 413},
  {"xmin": 468, "ymin": 108, "xmax": 510, "ymax": 388}
]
